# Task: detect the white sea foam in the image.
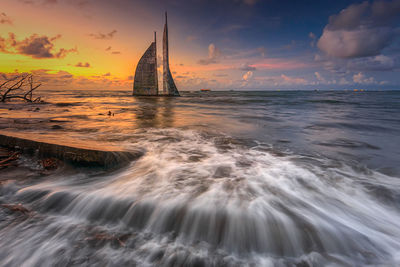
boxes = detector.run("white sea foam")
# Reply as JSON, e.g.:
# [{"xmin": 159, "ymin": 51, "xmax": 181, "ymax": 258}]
[{"xmin": 1, "ymin": 128, "xmax": 400, "ymax": 266}]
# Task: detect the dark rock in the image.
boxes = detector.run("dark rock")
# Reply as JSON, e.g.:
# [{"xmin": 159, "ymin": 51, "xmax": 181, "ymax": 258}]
[
  {"xmin": 213, "ymin": 166, "xmax": 232, "ymax": 178},
  {"xmin": 0, "ymin": 133, "xmax": 143, "ymax": 168},
  {"xmin": 51, "ymin": 125, "xmax": 63, "ymax": 130},
  {"xmin": 41, "ymin": 158, "xmax": 59, "ymax": 170}
]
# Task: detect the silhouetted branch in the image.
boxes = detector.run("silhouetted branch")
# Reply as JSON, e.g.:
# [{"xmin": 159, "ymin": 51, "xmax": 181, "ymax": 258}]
[{"xmin": 0, "ymin": 74, "xmax": 42, "ymax": 102}]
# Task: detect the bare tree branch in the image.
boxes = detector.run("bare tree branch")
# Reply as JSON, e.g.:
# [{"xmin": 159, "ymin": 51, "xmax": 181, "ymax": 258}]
[
  {"xmin": 0, "ymin": 74, "xmax": 42, "ymax": 103},
  {"xmin": 0, "ymin": 76, "xmax": 19, "ymax": 91}
]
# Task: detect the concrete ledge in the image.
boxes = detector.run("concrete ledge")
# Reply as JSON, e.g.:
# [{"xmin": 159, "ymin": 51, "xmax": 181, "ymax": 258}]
[{"xmin": 0, "ymin": 133, "xmax": 143, "ymax": 168}]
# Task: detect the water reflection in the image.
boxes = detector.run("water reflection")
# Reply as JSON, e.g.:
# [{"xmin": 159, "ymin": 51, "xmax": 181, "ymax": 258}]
[
  {"xmin": 0, "ymin": 90, "xmax": 398, "ymax": 173},
  {"xmin": 133, "ymin": 97, "xmax": 175, "ymax": 128}
]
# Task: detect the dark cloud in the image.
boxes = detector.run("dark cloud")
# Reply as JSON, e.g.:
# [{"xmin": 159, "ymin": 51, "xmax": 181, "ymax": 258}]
[
  {"xmin": 0, "ymin": 12, "xmax": 13, "ymax": 25},
  {"xmin": 89, "ymin": 30, "xmax": 117, "ymax": 40},
  {"xmin": 347, "ymin": 55, "xmax": 398, "ymax": 71},
  {"xmin": 238, "ymin": 63, "xmax": 256, "ymax": 71},
  {"xmin": 103, "ymin": 72, "xmax": 111, "ymax": 76},
  {"xmin": 213, "ymin": 73, "xmax": 228, "ymax": 77},
  {"xmin": 105, "ymin": 46, "xmax": 120, "ymax": 54},
  {"xmin": 317, "ymin": 0, "xmax": 400, "ymax": 58},
  {"xmin": 75, "ymin": 62, "xmax": 90, "ymax": 67},
  {"xmin": 0, "ymin": 33, "xmax": 77, "ymax": 59}
]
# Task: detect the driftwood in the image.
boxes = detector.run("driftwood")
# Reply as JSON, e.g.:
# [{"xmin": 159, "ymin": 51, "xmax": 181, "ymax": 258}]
[
  {"xmin": 0, "ymin": 74, "xmax": 42, "ymax": 102},
  {"xmin": 1, "ymin": 203, "xmax": 30, "ymax": 215},
  {"xmin": 0, "ymin": 151, "xmax": 19, "ymax": 169},
  {"xmin": 85, "ymin": 229, "xmax": 131, "ymax": 247}
]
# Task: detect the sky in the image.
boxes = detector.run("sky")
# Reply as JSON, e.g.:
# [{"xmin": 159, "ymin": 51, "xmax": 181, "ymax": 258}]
[{"xmin": 0, "ymin": 0, "xmax": 400, "ymax": 90}]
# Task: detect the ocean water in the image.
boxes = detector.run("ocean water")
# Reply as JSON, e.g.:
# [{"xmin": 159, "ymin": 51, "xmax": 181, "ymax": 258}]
[{"xmin": 0, "ymin": 90, "xmax": 400, "ymax": 266}]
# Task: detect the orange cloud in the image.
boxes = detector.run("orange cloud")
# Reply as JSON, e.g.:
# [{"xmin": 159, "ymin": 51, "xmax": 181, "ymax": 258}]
[{"xmin": 0, "ymin": 32, "xmax": 77, "ymax": 59}]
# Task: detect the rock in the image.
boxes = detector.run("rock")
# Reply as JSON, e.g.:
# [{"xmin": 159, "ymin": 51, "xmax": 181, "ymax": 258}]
[
  {"xmin": 49, "ymin": 118, "xmax": 69, "ymax": 123},
  {"xmin": 0, "ymin": 133, "xmax": 143, "ymax": 168},
  {"xmin": 213, "ymin": 166, "xmax": 232, "ymax": 178},
  {"xmin": 51, "ymin": 125, "xmax": 63, "ymax": 130},
  {"xmin": 41, "ymin": 158, "xmax": 59, "ymax": 170},
  {"xmin": 0, "ymin": 151, "xmax": 19, "ymax": 169}
]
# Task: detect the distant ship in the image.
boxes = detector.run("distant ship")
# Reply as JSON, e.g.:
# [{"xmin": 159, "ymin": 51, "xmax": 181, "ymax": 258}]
[
  {"xmin": 133, "ymin": 12, "xmax": 179, "ymax": 96},
  {"xmin": 200, "ymin": 89, "xmax": 211, "ymax": 92}
]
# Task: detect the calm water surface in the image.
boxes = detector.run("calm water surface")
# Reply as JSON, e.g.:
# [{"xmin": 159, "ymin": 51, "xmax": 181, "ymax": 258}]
[{"xmin": 0, "ymin": 90, "xmax": 400, "ymax": 266}]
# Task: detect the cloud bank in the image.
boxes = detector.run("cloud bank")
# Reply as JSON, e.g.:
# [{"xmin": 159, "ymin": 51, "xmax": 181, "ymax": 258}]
[{"xmin": 317, "ymin": 0, "xmax": 400, "ymax": 58}]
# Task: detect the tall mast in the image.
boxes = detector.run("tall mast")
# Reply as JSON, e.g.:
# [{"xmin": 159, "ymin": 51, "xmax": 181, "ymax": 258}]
[
  {"xmin": 154, "ymin": 31, "xmax": 158, "ymax": 95},
  {"xmin": 163, "ymin": 12, "xmax": 168, "ymax": 94},
  {"xmin": 165, "ymin": 12, "xmax": 168, "ymax": 63},
  {"xmin": 162, "ymin": 12, "xmax": 179, "ymax": 96}
]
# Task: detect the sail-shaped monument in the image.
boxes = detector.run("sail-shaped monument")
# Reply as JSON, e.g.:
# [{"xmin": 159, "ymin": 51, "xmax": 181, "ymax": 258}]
[
  {"xmin": 132, "ymin": 32, "xmax": 158, "ymax": 96},
  {"xmin": 162, "ymin": 12, "xmax": 180, "ymax": 96},
  {"xmin": 132, "ymin": 12, "xmax": 179, "ymax": 96}
]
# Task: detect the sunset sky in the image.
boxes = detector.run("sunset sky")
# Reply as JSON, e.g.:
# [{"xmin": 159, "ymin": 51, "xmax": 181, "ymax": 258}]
[{"xmin": 1, "ymin": 0, "xmax": 400, "ymax": 90}]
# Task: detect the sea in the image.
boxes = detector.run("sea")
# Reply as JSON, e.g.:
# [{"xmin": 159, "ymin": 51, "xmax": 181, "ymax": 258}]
[{"xmin": 0, "ymin": 89, "xmax": 400, "ymax": 266}]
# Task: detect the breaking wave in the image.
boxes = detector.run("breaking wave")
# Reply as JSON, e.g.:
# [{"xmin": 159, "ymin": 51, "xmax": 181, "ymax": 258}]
[{"xmin": 1, "ymin": 128, "xmax": 400, "ymax": 266}]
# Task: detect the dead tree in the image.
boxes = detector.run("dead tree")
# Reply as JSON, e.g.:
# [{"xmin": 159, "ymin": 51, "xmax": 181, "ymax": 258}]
[{"xmin": 0, "ymin": 74, "xmax": 42, "ymax": 102}]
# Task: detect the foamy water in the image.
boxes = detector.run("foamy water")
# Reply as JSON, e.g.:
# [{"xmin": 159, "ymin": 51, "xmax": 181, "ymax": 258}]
[{"xmin": 0, "ymin": 90, "xmax": 400, "ymax": 266}]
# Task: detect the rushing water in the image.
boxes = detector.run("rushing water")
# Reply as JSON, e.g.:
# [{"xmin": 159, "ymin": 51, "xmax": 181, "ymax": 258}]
[{"xmin": 0, "ymin": 90, "xmax": 400, "ymax": 266}]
